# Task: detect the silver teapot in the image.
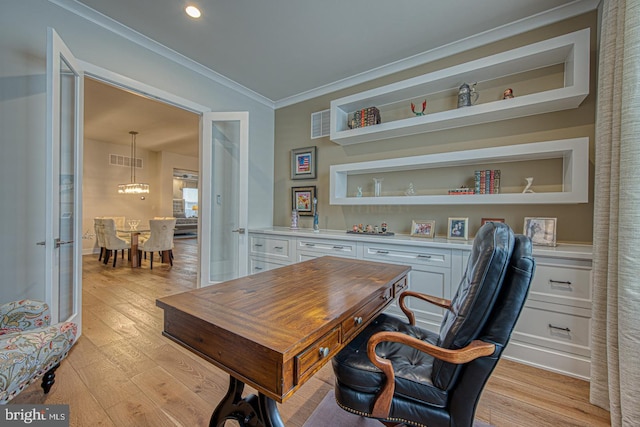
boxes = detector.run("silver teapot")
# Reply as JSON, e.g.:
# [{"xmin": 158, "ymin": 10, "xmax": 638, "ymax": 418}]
[{"xmin": 457, "ymin": 82, "xmax": 479, "ymax": 108}]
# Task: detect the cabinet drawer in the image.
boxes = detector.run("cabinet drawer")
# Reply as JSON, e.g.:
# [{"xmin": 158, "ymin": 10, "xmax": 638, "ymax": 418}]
[
  {"xmin": 250, "ymin": 236, "xmax": 292, "ymax": 261},
  {"xmin": 342, "ymin": 285, "xmax": 393, "ymax": 342},
  {"xmin": 512, "ymin": 301, "xmax": 591, "ymax": 357},
  {"xmin": 297, "ymin": 238, "xmax": 357, "ymax": 258},
  {"xmin": 363, "ymin": 244, "xmax": 450, "ymax": 268},
  {"xmin": 249, "ymin": 258, "xmax": 288, "ymax": 274},
  {"xmin": 295, "ymin": 327, "xmax": 340, "ymax": 385},
  {"xmin": 528, "ymin": 263, "xmax": 591, "ymax": 308}
]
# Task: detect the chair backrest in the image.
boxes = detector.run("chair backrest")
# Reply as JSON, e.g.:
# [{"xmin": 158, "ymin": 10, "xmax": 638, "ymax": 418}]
[
  {"xmin": 101, "ymin": 218, "xmax": 128, "ymax": 249},
  {"xmin": 448, "ymin": 233, "xmax": 535, "ymax": 425},
  {"xmin": 94, "ymin": 218, "xmax": 104, "ymax": 247},
  {"xmin": 103, "ymin": 216, "xmax": 125, "ymax": 229},
  {"xmin": 141, "ymin": 218, "xmax": 177, "ymax": 252},
  {"xmin": 432, "ymin": 222, "xmax": 515, "ymax": 390}
]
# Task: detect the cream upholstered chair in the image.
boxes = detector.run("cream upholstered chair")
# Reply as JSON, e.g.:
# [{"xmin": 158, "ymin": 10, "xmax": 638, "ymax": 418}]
[
  {"xmin": 94, "ymin": 218, "xmax": 105, "ymax": 261},
  {"xmin": 139, "ymin": 218, "xmax": 176, "ymax": 269},
  {"xmin": 0, "ymin": 299, "xmax": 77, "ymax": 403},
  {"xmin": 101, "ymin": 218, "xmax": 130, "ymax": 267}
]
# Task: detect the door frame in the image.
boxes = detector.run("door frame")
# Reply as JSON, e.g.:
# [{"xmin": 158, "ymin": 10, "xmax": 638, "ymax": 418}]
[{"xmin": 79, "ymin": 61, "xmax": 249, "ymax": 288}]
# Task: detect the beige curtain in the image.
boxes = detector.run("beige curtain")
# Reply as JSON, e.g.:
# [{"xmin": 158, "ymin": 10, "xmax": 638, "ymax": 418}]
[{"xmin": 591, "ymin": 0, "xmax": 640, "ymax": 425}]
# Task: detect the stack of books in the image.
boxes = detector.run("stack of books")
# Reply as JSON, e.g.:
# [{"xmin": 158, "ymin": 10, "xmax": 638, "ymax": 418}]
[
  {"xmin": 474, "ymin": 170, "xmax": 501, "ymax": 194},
  {"xmin": 349, "ymin": 107, "xmax": 381, "ymax": 129}
]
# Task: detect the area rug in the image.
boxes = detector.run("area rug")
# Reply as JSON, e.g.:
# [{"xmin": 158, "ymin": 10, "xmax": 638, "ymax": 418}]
[{"xmin": 302, "ymin": 389, "xmax": 493, "ymax": 427}]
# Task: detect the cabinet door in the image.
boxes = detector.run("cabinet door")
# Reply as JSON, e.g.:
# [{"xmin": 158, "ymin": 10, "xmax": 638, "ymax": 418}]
[{"xmin": 406, "ymin": 267, "xmax": 451, "ymax": 332}]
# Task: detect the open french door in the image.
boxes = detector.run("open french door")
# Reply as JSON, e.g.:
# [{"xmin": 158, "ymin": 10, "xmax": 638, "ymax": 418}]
[
  {"xmin": 45, "ymin": 28, "xmax": 83, "ymax": 333},
  {"xmin": 199, "ymin": 112, "xmax": 249, "ymax": 285}
]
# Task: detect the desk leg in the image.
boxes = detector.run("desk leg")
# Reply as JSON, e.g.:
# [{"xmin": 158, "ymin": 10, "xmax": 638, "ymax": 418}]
[{"xmin": 209, "ymin": 377, "xmax": 284, "ymax": 427}]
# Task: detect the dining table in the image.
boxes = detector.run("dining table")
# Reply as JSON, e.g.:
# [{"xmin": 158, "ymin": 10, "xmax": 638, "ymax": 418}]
[{"xmin": 116, "ymin": 226, "xmax": 150, "ymax": 268}]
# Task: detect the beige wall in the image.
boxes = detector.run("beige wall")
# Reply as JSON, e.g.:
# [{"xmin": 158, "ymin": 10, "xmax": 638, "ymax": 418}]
[
  {"xmin": 274, "ymin": 12, "xmax": 597, "ymax": 244},
  {"xmin": 82, "ymin": 138, "xmax": 198, "ymax": 254}
]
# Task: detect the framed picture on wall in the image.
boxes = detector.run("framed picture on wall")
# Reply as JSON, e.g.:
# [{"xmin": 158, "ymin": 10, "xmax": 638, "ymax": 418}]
[
  {"xmin": 481, "ymin": 218, "xmax": 505, "ymax": 226},
  {"xmin": 523, "ymin": 217, "xmax": 557, "ymax": 246},
  {"xmin": 410, "ymin": 220, "xmax": 436, "ymax": 238},
  {"xmin": 291, "ymin": 146, "xmax": 317, "ymax": 180},
  {"xmin": 292, "ymin": 186, "xmax": 316, "ymax": 216},
  {"xmin": 447, "ymin": 217, "xmax": 469, "ymax": 240}
]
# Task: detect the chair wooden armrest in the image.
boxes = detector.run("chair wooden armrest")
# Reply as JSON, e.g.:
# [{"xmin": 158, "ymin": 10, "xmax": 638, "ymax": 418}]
[
  {"xmin": 366, "ymin": 331, "xmax": 495, "ymax": 419},
  {"xmin": 399, "ymin": 291, "xmax": 452, "ymax": 326}
]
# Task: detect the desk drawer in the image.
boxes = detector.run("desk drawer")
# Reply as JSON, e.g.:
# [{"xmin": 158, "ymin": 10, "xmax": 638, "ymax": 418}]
[
  {"xmin": 295, "ymin": 327, "xmax": 340, "ymax": 385},
  {"xmin": 363, "ymin": 244, "xmax": 450, "ymax": 268},
  {"xmin": 342, "ymin": 285, "xmax": 393, "ymax": 342},
  {"xmin": 250, "ymin": 236, "xmax": 292, "ymax": 261}
]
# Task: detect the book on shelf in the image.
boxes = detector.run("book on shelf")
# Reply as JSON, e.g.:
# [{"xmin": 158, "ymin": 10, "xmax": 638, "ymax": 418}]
[
  {"xmin": 474, "ymin": 169, "xmax": 501, "ymax": 194},
  {"xmin": 349, "ymin": 107, "xmax": 381, "ymax": 129}
]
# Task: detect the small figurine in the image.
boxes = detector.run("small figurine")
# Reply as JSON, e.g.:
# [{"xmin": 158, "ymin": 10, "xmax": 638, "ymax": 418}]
[
  {"xmin": 381, "ymin": 222, "xmax": 388, "ymax": 233},
  {"xmin": 405, "ymin": 182, "xmax": 416, "ymax": 196},
  {"xmin": 290, "ymin": 209, "xmax": 299, "ymax": 229},
  {"xmin": 366, "ymin": 224, "xmax": 373, "ymax": 233},
  {"xmin": 374, "ymin": 225, "xmax": 380, "ymax": 233},
  {"xmin": 358, "ymin": 223, "xmax": 364, "ymax": 232},
  {"xmin": 503, "ymin": 88, "xmax": 514, "ymax": 99},
  {"xmin": 522, "ymin": 177, "xmax": 535, "ymax": 193},
  {"xmin": 352, "ymin": 225, "xmax": 358, "ymax": 232},
  {"xmin": 411, "ymin": 100, "xmax": 427, "ymax": 116},
  {"xmin": 457, "ymin": 82, "xmax": 479, "ymax": 108},
  {"xmin": 356, "ymin": 186, "xmax": 363, "ymax": 197}
]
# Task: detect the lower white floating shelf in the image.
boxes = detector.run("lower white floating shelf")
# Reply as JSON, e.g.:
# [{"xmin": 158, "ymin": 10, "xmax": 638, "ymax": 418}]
[{"xmin": 330, "ymin": 138, "xmax": 589, "ymax": 205}]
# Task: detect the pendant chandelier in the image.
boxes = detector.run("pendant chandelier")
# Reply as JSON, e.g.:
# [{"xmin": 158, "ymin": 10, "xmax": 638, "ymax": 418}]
[{"xmin": 118, "ymin": 131, "xmax": 150, "ymax": 194}]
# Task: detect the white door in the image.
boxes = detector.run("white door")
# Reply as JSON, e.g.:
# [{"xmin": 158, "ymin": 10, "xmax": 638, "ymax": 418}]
[
  {"xmin": 45, "ymin": 28, "xmax": 83, "ymax": 332},
  {"xmin": 199, "ymin": 112, "xmax": 249, "ymax": 284}
]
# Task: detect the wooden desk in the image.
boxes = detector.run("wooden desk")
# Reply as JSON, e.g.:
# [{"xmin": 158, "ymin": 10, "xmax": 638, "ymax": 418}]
[{"xmin": 156, "ymin": 256, "xmax": 410, "ymax": 427}]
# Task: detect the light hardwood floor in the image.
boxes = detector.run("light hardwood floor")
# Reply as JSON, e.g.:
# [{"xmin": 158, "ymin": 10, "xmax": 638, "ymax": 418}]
[{"xmin": 11, "ymin": 238, "xmax": 610, "ymax": 426}]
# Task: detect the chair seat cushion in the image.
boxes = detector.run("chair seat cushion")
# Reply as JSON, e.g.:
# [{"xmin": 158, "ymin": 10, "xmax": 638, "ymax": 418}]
[
  {"xmin": 333, "ymin": 313, "xmax": 449, "ymax": 409},
  {"xmin": 0, "ymin": 322, "xmax": 77, "ymax": 403}
]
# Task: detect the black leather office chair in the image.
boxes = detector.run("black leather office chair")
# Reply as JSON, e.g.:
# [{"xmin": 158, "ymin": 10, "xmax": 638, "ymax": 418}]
[{"xmin": 332, "ymin": 222, "xmax": 535, "ymax": 427}]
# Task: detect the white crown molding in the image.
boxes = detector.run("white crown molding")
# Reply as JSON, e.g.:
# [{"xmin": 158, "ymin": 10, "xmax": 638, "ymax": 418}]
[
  {"xmin": 274, "ymin": 0, "xmax": 600, "ymax": 109},
  {"xmin": 48, "ymin": 0, "xmax": 275, "ymax": 109}
]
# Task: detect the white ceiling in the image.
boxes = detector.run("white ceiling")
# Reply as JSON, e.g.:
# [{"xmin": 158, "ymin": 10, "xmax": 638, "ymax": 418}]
[{"xmin": 78, "ymin": 0, "xmax": 595, "ymax": 157}]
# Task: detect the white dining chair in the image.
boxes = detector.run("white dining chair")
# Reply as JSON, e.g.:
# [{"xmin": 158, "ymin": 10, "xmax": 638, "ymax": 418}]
[
  {"xmin": 138, "ymin": 218, "xmax": 177, "ymax": 269},
  {"xmin": 101, "ymin": 218, "xmax": 130, "ymax": 267}
]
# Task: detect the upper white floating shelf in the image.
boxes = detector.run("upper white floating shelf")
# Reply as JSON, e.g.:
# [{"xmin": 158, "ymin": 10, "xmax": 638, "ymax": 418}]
[{"xmin": 329, "ymin": 29, "xmax": 590, "ymax": 145}]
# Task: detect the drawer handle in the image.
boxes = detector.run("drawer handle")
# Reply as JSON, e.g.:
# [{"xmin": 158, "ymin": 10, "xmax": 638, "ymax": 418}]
[
  {"xmin": 318, "ymin": 347, "xmax": 330, "ymax": 358},
  {"xmin": 376, "ymin": 250, "xmax": 389, "ymax": 254},
  {"xmin": 254, "ymin": 267, "xmax": 263, "ymax": 271},
  {"xmin": 380, "ymin": 295, "xmax": 390, "ymax": 302},
  {"xmin": 254, "ymin": 244, "xmax": 263, "ymax": 247},
  {"xmin": 333, "ymin": 245, "xmax": 345, "ymax": 250},
  {"xmin": 549, "ymin": 279, "xmax": 572, "ymax": 285},
  {"xmin": 548, "ymin": 324, "xmax": 571, "ymax": 332},
  {"xmin": 416, "ymin": 254, "xmax": 432, "ymax": 259},
  {"xmin": 397, "ymin": 282, "xmax": 407, "ymax": 289},
  {"xmin": 274, "ymin": 246, "xmax": 283, "ymax": 249},
  {"xmin": 354, "ymin": 316, "xmax": 363, "ymax": 325},
  {"xmin": 305, "ymin": 243, "xmax": 316, "ymax": 247}
]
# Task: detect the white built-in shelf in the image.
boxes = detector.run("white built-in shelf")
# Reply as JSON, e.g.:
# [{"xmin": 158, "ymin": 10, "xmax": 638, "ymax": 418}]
[
  {"xmin": 330, "ymin": 138, "xmax": 589, "ymax": 205},
  {"xmin": 330, "ymin": 29, "xmax": 590, "ymax": 146}
]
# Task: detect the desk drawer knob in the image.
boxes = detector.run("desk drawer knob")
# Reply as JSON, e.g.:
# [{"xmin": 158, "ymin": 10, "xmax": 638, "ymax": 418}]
[
  {"xmin": 354, "ymin": 316, "xmax": 363, "ymax": 325},
  {"xmin": 319, "ymin": 347, "xmax": 330, "ymax": 358},
  {"xmin": 380, "ymin": 295, "xmax": 390, "ymax": 301}
]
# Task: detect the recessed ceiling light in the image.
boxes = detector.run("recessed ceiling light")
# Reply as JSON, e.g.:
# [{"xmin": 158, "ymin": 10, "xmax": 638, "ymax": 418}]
[{"xmin": 185, "ymin": 5, "xmax": 202, "ymax": 18}]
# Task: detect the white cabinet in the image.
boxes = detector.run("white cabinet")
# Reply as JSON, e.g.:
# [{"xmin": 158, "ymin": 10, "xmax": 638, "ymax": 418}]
[
  {"xmin": 248, "ymin": 228, "xmax": 593, "ymax": 380},
  {"xmin": 330, "ymin": 138, "xmax": 589, "ymax": 205},
  {"xmin": 362, "ymin": 242, "xmax": 452, "ymax": 332},
  {"xmin": 504, "ymin": 254, "xmax": 593, "ymax": 380},
  {"xmin": 330, "ymin": 29, "xmax": 589, "ymax": 146}
]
